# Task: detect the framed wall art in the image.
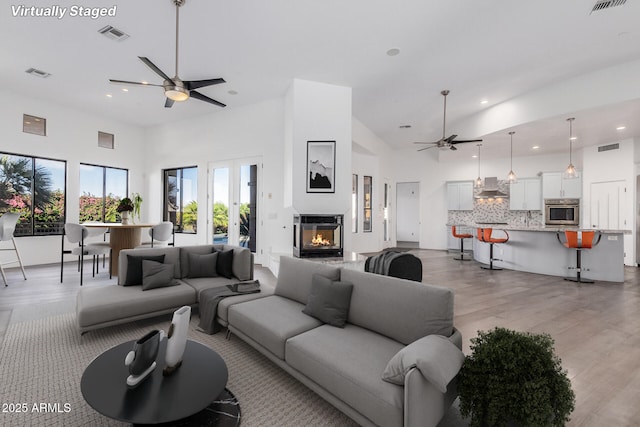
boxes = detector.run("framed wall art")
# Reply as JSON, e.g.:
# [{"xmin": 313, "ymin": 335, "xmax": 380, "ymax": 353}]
[{"xmin": 306, "ymin": 140, "xmax": 335, "ymax": 193}]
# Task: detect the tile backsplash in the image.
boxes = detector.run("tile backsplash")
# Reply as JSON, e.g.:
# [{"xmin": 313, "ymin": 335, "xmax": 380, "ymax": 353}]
[{"xmin": 448, "ymin": 181, "xmax": 543, "ymax": 226}]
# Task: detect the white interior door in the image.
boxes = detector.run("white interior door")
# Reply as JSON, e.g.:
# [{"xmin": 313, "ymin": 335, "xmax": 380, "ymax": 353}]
[
  {"xmin": 590, "ymin": 180, "xmax": 624, "ymax": 229},
  {"xmin": 209, "ymin": 157, "xmax": 262, "ymax": 262},
  {"xmin": 396, "ymin": 182, "xmax": 419, "ymax": 243}
]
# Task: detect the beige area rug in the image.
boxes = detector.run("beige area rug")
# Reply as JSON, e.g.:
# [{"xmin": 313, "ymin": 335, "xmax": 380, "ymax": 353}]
[{"xmin": 0, "ymin": 313, "xmax": 358, "ymax": 427}]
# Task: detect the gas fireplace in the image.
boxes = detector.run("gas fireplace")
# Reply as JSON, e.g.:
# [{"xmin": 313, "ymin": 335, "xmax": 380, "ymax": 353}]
[{"xmin": 293, "ymin": 214, "xmax": 343, "ymax": 258}]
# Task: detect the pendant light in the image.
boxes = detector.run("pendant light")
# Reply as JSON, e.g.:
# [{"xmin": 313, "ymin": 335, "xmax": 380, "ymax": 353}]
[
  {"xmin": 506, "ymin": 131, "xmax": 517, "ymax": 184},
  {"xmin": 474, "ymin": 143, "xmax": 483, "ymax": 188},
  {"xmin": 564, "ymin": 117, "xmax": 578, "ymax": 179}
]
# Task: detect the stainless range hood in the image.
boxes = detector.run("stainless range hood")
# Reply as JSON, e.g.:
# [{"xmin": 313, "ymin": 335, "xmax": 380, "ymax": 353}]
[{"xmin": 476, "ymin": 177, "xmax": 508, "ymax": 198}]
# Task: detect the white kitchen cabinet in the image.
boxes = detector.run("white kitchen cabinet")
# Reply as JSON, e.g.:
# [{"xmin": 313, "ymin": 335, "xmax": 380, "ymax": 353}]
[
  {"xmin": 509, "ymin": 178, "xmax": 542, "ymax": 210},
  {"xmin": 447, "ymin": 181, "xmax": 474, "ymax": 211},
  {"xmin": 542, "ymin": 172, "xmax": 582, "ymax": 199}
]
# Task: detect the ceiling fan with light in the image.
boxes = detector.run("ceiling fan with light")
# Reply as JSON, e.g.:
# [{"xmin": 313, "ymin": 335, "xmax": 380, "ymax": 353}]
[
  {"xmin": 109, "ymin": 0, "xmax": 226, "ymax": 108},
  {"xmin": 414, "ymin": 90, "xmax": 482, "ymax": 151}
]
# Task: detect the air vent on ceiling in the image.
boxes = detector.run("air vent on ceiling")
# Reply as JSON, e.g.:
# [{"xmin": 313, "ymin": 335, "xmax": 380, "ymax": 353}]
[
  {"xmin": 590, "ymin": 0, "xmax": 626, "ymax": 13},
  {"xmin": 98, "ymin": 25, "xmax": 129, "ymax": 41},
  {"xmin": 25, "ymin": 68, "xmax": 51, "ymax": 78},
  {"xmin": 598, "ymin": 143, "xmax": 620, "ymax": 152}
]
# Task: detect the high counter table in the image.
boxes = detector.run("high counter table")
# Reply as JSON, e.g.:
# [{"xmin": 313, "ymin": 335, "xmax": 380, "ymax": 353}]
[
  {"xmin": 447, "ymin": 224, "xmax": 629, "ymax": 283},
  {"xmin": 83, "ymin": 222, "xmax": 154, "ymax": 276}
]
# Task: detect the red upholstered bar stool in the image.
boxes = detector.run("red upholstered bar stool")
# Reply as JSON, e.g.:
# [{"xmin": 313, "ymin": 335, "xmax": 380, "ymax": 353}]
[
  {"xmin": 478, "ymin": 228, "xmax": 509, "ymax": 270},
  {"xmin": 451, "ymin": 226, "xmax": 473, "ymax": 261},
  {"xmin": 557, "ymin": 230, "xmax": 601, "ymax": 283}
]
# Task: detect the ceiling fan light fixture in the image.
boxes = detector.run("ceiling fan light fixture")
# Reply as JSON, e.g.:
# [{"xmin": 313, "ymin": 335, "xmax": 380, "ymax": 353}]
[{"xmin": 165, "ymin": 85, "xmax": 189, "ymax": 102}]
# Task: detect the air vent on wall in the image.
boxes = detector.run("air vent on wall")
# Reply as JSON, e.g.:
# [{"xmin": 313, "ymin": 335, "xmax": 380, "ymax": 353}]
[
  {"xmin": 591, "ymin": 0, "xmax": 626, "ymax": 13},
  {"xmin": 598, "ymin": 143, "xmax": 619, "ymax": 152},
  {"xmin": 98, "ymin": 25, "xmax": 129, "ymax": 41},
  {"xmin": 25, "ymin": 68, "xmax": 51, "ymax": 78}
]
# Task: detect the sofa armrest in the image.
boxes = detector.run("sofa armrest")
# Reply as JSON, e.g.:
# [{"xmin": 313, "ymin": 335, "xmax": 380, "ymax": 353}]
[
  {"xmin": 404, "ymin": 367, "xmax": 458, "ymax": 427},
  {"xmin": 383, "ymin": 334, "xmax": 464, "ymax": 392}
]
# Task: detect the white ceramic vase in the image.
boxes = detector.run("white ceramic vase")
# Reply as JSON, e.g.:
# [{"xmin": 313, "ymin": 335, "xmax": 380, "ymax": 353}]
[
  {"xmin": 121, "ymin": 210, "xmax": 130, "ymax": 225},
  {"xmin": 163, "ymin": 306, "xmax": 191, "ymax": 375}
]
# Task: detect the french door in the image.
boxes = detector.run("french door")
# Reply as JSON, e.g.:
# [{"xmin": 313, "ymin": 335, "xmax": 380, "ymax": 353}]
[{"xmin": 208, "ymin": 157, "xmax": 261, "ymax": 261}]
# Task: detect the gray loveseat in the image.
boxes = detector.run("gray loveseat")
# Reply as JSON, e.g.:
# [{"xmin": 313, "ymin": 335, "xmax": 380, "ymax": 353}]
[
  {"xmin": 76, "ymin": 244, "xmax": 268, "ymax": 334},
  {"xmin": 227, "ymin": 256, "xmax": 463, "ymax": 427}
]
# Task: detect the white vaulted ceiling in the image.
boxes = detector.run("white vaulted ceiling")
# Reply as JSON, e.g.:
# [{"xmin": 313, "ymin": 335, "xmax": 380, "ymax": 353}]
[{"xmin": 2, "ymin": 0, "xmax": 640, "ymax": 158}]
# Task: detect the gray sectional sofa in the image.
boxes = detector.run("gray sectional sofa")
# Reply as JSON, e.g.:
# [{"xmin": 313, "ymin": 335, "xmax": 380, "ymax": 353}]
[
  {"xmin": 76, "ymin": 244, "xmax": 267, "ymax": 334},
  {"xmin": 227, "ymin": 256, "xmax": 464, "ymax": 427}
]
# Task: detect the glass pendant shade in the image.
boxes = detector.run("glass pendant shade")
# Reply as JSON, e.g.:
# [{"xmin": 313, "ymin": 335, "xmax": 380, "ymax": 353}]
[
  {"xmin": 506, "ymin": 131, "xmax": 517, "ymax": 184},
  {"xmin": 564, "ymin": 118, "xmax": 578, "ymax": 179},
  {"xmin": 474, "ymin": 144, "xmax": 483, "ymax": 188}
]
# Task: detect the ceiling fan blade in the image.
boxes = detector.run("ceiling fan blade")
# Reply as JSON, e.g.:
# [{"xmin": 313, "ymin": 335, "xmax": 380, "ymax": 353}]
[
  {"xmin": 185, "ymin": 78, "xmax": 226, "ymax": 90},
  {"xmin": 417, "ymin": 145, "xmax": 439, "ymax": 151},
  {"xmin": 450, "ymin": 139, "xmax": 483, "ymax": 144},
  {"xmin": 138, "ymin": 56, "xmax": 174, "ymax": 82},
  {"xmin": 449, "ymin": 145, "xmax": 458, "ymax": 151},
  {"xmin": 445, "ymin": 134, "xmax": 458, "ymax": 143},
  {"xmin": 109, "ymin": 79, "xmax": 163, "ymax": 87},
  {"xmin": 190, "ymin": 90, "xmax": 226, "ymax": 108},
  {"xmin": 164, "ymin": 98, "xmax": 175, "ymax": 108},
  {"xmin": 413, "ymin": 141, "xmax": 438, "ymax": 145}
]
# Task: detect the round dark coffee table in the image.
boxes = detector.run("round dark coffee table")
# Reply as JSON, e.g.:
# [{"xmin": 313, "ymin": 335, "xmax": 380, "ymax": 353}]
[{"xmin": 81, "ymin": 339, "xmax": 235, "ymax": 425}]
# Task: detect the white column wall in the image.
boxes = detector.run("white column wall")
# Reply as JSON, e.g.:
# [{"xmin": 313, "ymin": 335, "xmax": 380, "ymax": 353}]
[{"xmin": 0, "ymin": 90, "xmax": 146, "ymax": 266}]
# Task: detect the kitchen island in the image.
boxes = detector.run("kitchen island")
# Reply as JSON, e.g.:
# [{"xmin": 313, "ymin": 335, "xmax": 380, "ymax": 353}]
[{"xmin": 448, "ymin": 224, "xmax": 628, "ymax": 283}]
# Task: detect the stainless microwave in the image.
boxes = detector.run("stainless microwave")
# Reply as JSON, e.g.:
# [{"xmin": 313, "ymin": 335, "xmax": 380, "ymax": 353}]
[{"xmin": 545, "ymin": 199, "xmax": 579, "ymax": 226}]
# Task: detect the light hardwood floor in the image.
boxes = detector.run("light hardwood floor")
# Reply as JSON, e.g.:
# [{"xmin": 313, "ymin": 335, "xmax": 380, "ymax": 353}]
[{"xmin": 1, "ymin": 251, "xmax": 639, "ymax": 426}]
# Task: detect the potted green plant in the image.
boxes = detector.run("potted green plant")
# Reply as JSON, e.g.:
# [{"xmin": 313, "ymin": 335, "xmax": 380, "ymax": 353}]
[
  {"xmin": 117, "ymin": 197, "xmax": 134, "ymax": 224},
  {"xmin": 457, "ymin": 327, "xmax": 575, "ymax": 427}
]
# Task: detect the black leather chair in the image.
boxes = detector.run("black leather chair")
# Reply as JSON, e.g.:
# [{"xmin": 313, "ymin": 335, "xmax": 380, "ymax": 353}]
[{"xmin": 365, "ymin": 251, "xmax": 422, "ymax": 282}]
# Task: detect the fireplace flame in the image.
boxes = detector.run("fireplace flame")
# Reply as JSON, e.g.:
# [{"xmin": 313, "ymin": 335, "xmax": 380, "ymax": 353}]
[{"xmin": 311, "ymin": 233, "xmax": 332, "ymax": 246}]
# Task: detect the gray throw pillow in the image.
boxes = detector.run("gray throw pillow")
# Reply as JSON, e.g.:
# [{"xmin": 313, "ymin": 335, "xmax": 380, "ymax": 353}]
[
  {"xmin": 124, "ymin": 254, "xmax": 166, "ymax": 286},
  {"xmin": 187, "ymin": 252, "xmax": 218, "ymax": 278},
  {"xmin": 382, "ymin": 334, "xmax": 464, "ymax": 392},
  {"xmin": 141, "ymin": 260, "xmax": 179, "ymax": 291},
  {"xmin": 302, "ymin": 274, "xmax": 353, "ymax": 327}
]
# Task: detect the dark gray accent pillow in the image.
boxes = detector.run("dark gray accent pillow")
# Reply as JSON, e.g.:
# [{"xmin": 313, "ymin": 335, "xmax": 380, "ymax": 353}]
[
  {"xmin": 124, "ymin": 254, "xmax": 166, "ymax": 286},
  {"xmin": 302, "ymin": 274, "xmax": 354, "ymax": 327},
  {"xmin": 141, "ymin": 260, "xmax": 179, "ymax": 291},
  {"xmin": 216, "ymin": 249, "xmax": 234, "ymax": 279},
  {"xmin": 187, "ymin": 252, "xmax": 218, "ymax": 278}
]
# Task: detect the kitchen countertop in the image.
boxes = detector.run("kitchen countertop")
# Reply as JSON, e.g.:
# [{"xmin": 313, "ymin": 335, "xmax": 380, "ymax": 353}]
[{"xmin": 446, "ymin": 223, "xmax": 630, "ymax": 234}]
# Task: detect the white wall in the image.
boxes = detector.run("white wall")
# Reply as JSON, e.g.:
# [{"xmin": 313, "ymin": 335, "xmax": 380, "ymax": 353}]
[
  {"xmin": 582, "ymin": 138, "xmax": 635, "ymax": 265},
  {"xmin": 285, "ymin": 79, "xmax": 352, "ymax": 216},
  {"xmin": 144, "ymin": 98, "xmax": 287, "ymax": 263},
  {"xmin": 0, "ymin": 90, "xmax": 146, "ymax": 266},
  {"xmin": 350, "ymin": 117, "xmax": 396, "ymax": 253}
]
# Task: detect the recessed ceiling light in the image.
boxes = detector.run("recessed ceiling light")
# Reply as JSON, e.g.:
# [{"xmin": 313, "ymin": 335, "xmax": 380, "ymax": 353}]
[
  {"xmin": 228, "ymin": 90, "xmax": 238, "ymax": 95},
  {"xmin": 480, "ymin": 99, "xmax": 489, "ymax": 105},
  {"xmin": 141, "ymin": 81, "xmax": 149, "ymax": 85},
  {"xmin": 106, "ymin": 94, "xmax": 112, "ymax": 98},
  {"xmin": 399, "ymin": 125, "xmax": 411, "ymax": 129},
  {"xmin": 472, "ymin": 155, "xmax": 478, "ymax": 158},
  {"xmin": 616, "ymin": 126, "xmax": 626, "ymax": 131},
  {"xmin": 122, "ymin": 88, "xmax": 128, "ymax": 92},
  {"xmin": 570, "ymin": 136, "xmax": 577, "ymax": 141},
  {"xmin": 386, "ymin": 48, "xmax": 400, "ymax": 56},
  {"xmin": 532, "ymin": 146, "xmax": 540, "ymax": 150}
]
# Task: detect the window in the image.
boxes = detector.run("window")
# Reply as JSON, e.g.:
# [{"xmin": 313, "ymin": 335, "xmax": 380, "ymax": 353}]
[
  {"xmin": 351, "ymin": 174, "xmax": 358, "ymax": 233},
  {"xmin": 98, "ymin": 131, "xmax": 115, "ymax": 149},
  {"xmin": 23, "ymin": 114, "xmax": 46, "ymax": 136},
  {"xmin": 0, "ymin": 152, "xmax": 66, "ymax": 236},
  {"xmin": 164, "ymin": 166, "xmax": 197, "ymax": 233},
  {"xmin": 363, "ymin": 176, "xmax": 372, "ymax": 232},
  {"xmin": 79, "ymin": 164, "xmax": 128, "ymax": 223}
]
